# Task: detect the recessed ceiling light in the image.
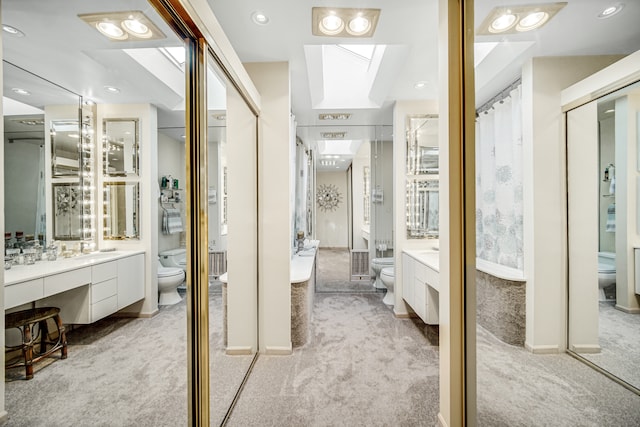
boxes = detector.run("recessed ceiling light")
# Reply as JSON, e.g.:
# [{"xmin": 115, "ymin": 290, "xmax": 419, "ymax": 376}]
[
  {"xmin": 79, "ymin": 11, "xmax": 166, "ymax": 41},
  {"xmin": 251, "ymin": 11, "xmax": 270, "ymax": 25},
  {"xmin": 490, "ymin": 13, "xmax": 517, "ymax": 32},
  {"xmin": 96, "ymin": 21, "xmax": 127, "ymax": 40},
  {"xmin": 414, "ymin": 81, "xmax": 428, "ymax": 89},
  {"xmin": 312, "ymin": 7, "xmax": 381, "ymax": 38},
  {"xmin": 2, "ymin": 24, "xmax": 24, "ymax": 37},
  {"xmin": 347, "ymin": 14, "xmax": 371, "ymax": 36},
  {"xmin": 104, "ymin": 86, "xmax": 121, "ymax": 93},
  {"xmin": 477, "ymin": 2, "xmax": 567, "ymax": 36},
  {"xmin": 598, "ymin": 3, "xmax": 624, "ymax": 18},
  {"xmin": 11, "ymin": 88, "xmax": 30, "ymax": 96},
  {"xmin": 122, "ymin": 17, "xmax": 152, "ymax": 38},
  {"xmin": 517, "ymin": 11, "xmax": 549, "ymax": 31}
]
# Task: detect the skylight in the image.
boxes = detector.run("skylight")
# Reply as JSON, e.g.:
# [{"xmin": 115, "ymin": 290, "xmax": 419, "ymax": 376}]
[
  {"xmin": 337, "ymin": 44, "xmax": 375, "ymax": 61},
  {"xmin": 159, "ymin": 46, "xmax": 186, "ymax": 69}
]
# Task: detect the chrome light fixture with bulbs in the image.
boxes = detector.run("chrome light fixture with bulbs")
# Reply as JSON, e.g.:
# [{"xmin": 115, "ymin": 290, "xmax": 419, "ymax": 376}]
[
  {"xmin": 477, "ymin": 2, "xmax": 567, "ymax": 36},
  {"xmin": 312, "ymin": 7, "xmax": 381, "ymax": 38}
]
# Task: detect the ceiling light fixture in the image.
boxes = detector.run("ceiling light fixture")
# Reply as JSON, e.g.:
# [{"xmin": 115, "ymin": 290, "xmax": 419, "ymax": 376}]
[
  {"xmin": 477, "ymin": 2, "xmax": 567, "ymax": 35},
  {"xmin": 251, "ymin": 11, "xmax": 270, "ymax": 25},
  {"xmin": 414, "ymin": 81, "xmax": 428, "ymax": 89},
  {"xmin": 319, "ymin": 113, "xmax": 352, "ymax": 120},
  {"xmin": 104, "ymin": 86, "xmax": 121, "ymax": 94},
  {"xmin": 2, "ymin": 24, "xmax": 25, "ymax": 37},
  {"xmin": 320, "ymin": 160, "xmax": 336, "ymax": 166},
  {"xmin": 79, "ymin": 11, "xmax": 166, "ymax": 41},
  {"xmin": 11, "ymin": 88, "xmax": 30, "ymax": 96},
  {"xmin": 312, "ymin": 7, "xmax": 381, "ymax": 38},
  {"xmin": 321, "ymin": 132, "xmax": 346, "ymax": 139},
  {"xmin": 598, "ymin": 3, "xmax": 624, "ymax": 19}
]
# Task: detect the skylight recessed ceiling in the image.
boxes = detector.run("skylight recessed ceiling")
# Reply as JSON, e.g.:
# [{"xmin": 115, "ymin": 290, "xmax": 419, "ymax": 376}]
[{"xmin": 305, "ymin": 43, "xmax": 410, "ymax": 109}]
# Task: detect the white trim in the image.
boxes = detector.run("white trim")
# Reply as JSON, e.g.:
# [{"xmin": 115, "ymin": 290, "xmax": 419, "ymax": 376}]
[
  {"xmin": 524, "ymin": 342, "xmax": 560, "ymax": 354},
  {"xmin": 476, "ymin": 258, "xmax": 526, "ymax": 282},
  {"xmin": 438, "ymin": 413, "xmax": 448, "ymax": 427},
  {"xmin": 614, "ymin": 304, "xmax": 640, "ymax": 314},
  {"xmin": 225, "ymin": 346, "xmax": 254, "ymax": 356},
  {"xmin": 570, "ymin": 344, "xmax": 601, "ymax": 354},
  {"xmin": 264, "ymin": 345, "xmax": 293, "ymax": 355}
]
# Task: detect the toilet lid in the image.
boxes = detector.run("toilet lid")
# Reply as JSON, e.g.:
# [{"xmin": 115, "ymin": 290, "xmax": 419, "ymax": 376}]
[
  {"xmin": 372, "ymin": 257, "xmax": 394, "ymax": 265},
  {"xmin": 381, "ymin": 267, "xmax": 394, "ymax": 278},
  {"xmin": 158, "ymin": 266, "xmax": 184, "ymax": 278}
]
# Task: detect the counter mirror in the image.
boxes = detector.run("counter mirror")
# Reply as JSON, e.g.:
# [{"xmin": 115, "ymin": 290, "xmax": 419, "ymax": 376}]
[
  {"xmin": 52, "ymin": 182, "xmax": 82, "ymax": 240},
  {"xmin": 103, "ymin": 182, "xmax": 140, "ymax": 240},
  {"xmin": 405, "ymin": 114, "xmax": 440, "ymax": 239},
  {"xmin": 51, "ymin": 120, "xmax": 81, "ymax": 176},
  {"xmin": 103, "ymin": 118, "xmax": 139, "ymax": 176},
  {"xmin": 406, "ymin": 114, "xmax": 439, "ymax": 175}
]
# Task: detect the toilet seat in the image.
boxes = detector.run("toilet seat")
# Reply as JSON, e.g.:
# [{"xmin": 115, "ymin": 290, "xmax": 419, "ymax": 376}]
[
  {"xmin": 158, "ymin": 266, "xmax": 184, "ymax": 278},
  {"xmin": 381, "ymin": 267, "xmax": 394, "ymax": 278},
  {"xmin": 372, "ymin": 257, "xmax": 394, "ymax": 266}
]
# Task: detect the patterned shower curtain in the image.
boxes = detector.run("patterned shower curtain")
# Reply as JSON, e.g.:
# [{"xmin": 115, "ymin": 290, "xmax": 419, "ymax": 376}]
[{"xmin": 475, "ymin": 85, "xmax": 524, "ymax": 270}]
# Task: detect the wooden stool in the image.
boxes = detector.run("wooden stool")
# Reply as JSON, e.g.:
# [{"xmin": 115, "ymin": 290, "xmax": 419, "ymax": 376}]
[{"xmin": 5, "ymin": 307, "xmax": 67, "ymax": 380}]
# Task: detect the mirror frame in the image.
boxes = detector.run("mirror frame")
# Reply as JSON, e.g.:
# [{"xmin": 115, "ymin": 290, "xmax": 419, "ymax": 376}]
[
  {"xmin": 102, "ymin": 181, "xmax": 140, "ymax": 240},
  {"xmin": 103, "ymin": 118, "xmax": 140, "ymax": 177}
]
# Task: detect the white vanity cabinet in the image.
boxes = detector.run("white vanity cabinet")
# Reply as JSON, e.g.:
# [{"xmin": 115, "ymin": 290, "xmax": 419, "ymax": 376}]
[
  {"xmin": 5, "ymin": 251, "xmax": 145, "ymax": 324},
  {"xmin": 117, "ymin": 254, "xmax": 144, "ymax": 310},
  {"xmin": 91, "ymin": 261, "xmax": 118, "ymax": 322},
  {"xmin": 402, "ymin": 252, "xmax": 439, "ymax": 325}
]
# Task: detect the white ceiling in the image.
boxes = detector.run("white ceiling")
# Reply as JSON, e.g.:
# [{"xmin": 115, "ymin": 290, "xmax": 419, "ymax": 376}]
[{"xmin": 3, "ymin": 1, "xmax": 640, "ymax": 172}]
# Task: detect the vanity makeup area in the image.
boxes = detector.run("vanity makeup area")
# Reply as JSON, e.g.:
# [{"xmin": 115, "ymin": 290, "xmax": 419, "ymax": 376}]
[{"xmin": 4, "ymin": 61, "xmax": 147, "ymax": 325}]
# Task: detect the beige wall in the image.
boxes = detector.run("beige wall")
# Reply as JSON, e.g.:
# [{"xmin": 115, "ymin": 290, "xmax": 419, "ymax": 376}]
[
  {"xmin": 522, "ymin": 56, "xmax": 623, "ymax": 353},
  {"xmin": 245, "ymin": 61, "xmax": 293, "ymax": 354}
]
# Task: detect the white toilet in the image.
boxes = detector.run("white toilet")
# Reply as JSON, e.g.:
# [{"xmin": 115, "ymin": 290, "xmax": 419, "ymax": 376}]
[
  {"xmin": 598, "ymin": 251, "xmax": 616, "ymax": 301},
  {"xmin": 371, "ymin": 257, "xmax": 394, "ymax": 289},
  {"xmin": 158, "ymin": 248, "xmax": 187, "ymax": 305},
  {"xmin": 380, "ymin": 267, "xmax": 395, "ymax": 307},
  {"xmin": 157, "ymin": 266, "xmax": 185, "ymax": 305}
]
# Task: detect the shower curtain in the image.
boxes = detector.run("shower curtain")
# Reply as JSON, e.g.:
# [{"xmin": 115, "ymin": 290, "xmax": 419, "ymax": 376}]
[{"xmin": 475, "ymin": 85, "xmax": 524, "ymax": 270}]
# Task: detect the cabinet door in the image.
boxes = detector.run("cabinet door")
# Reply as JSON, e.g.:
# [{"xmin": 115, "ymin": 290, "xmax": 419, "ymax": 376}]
[
  {"xmin": 402, "ymin": 254, "xmax": 414, "ymax": 306},
  {"xmin": 117, "ymin": 254, "xmax": 145, "ymax": 310},
  {"xmin": 413, "ymin": 277, "xmax": 427, "ymax": 321}
]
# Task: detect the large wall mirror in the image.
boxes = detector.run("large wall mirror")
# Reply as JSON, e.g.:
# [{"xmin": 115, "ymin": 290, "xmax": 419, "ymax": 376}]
[
  {"xmin": 567, "ymin": 79, "xmax": 640, "ymax": 392},
  {"xmin": 103, "ymin": 118, "xmax": 139, "ymax": 176},
  {"xmin": 3, "ymin": 60, "xmax": 83, "ymax": 245},
  {"xmin": 103, "ymin": 182, "xmax": 139, "ymax": 240}
]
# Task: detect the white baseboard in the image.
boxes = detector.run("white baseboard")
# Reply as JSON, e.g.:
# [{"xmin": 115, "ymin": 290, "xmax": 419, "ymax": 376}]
[
  {"xmin": 438, "ymin": 412, "xmax": 448, "ymax": 427},
  {"xmin": 264, "ymin": 345, "xmax": 292, "ymax": 355},
  {"xmin": 524, "ymin": 342, "xmax": 560, "ymax": 354},
  {"xmin": 570, "ymin": 344, "xmax": 601, "ymax": 354},
  {"xmin": 225, "ymin": 346, "xmax": 253, "ymax": 356},
  {"xmin": 615, "ymin": 304, "xmax": 640, "ymax": 314}
]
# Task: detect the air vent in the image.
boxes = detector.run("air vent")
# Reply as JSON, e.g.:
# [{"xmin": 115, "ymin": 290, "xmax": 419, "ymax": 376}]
[
  {"xmin": 350, "ymin": 250, "xmax": 370, "ymax": 281},
  {"xmin": 319, "ymin": 113, "xmax": 352, "ymax": 120},
  {"xmin": 320, "ymin": 131, "xmax": 346, "ymax": 139}
]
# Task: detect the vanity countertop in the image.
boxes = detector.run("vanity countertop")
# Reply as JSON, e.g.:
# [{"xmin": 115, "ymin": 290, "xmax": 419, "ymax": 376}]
[
  {"xmin": 403, "ymin": 249, "xmax": 440, "ymax": 272},
  {"xmin": 4, "ymin": 250, "xmax": 145, "ymax": 286},
  {"xmin": 291, "ymin": 240, "xmax": 320, "ymax": 283}
]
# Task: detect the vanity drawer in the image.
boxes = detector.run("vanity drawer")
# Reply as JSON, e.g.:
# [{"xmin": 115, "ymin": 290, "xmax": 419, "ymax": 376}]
[
  {"xmin": 91, "ymin": 278, "xmax": 117, "ymax": 304},
  {"xmin": 92, "ymin": 261, "xmax": 117, "ymax": 283},
  {"xmin": 91, "ymin": 295, "xmax": 118, "ymax": 322},
  {"xmin": 44, "ymin": 267, "xmax": 91, "ymax": 296},
  {"xmin": 5, "ymin": 278, "xmax": 44, "ymax": 309}
]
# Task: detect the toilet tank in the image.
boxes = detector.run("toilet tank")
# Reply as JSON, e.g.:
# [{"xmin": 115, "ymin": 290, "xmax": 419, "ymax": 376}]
[
  {"xmin": 159, "ymin": 248, "xmax": 187, "ymax": 269},
  {"xmin": 598, "ymin": 251, "xmax": 616, "ymax": 269}
]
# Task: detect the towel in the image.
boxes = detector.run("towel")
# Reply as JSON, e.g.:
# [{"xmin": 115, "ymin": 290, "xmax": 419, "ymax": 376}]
[
  {"xmin": 606, "ymin": 203, "xmax": 615, "ymax": 233},
  {"xmin": 162, "ymin": 208, "xmax": 184, "ymax": 234},
  {"xmin": 609, "ymin": 176, "xmax": 616, "ymax": 196}
]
